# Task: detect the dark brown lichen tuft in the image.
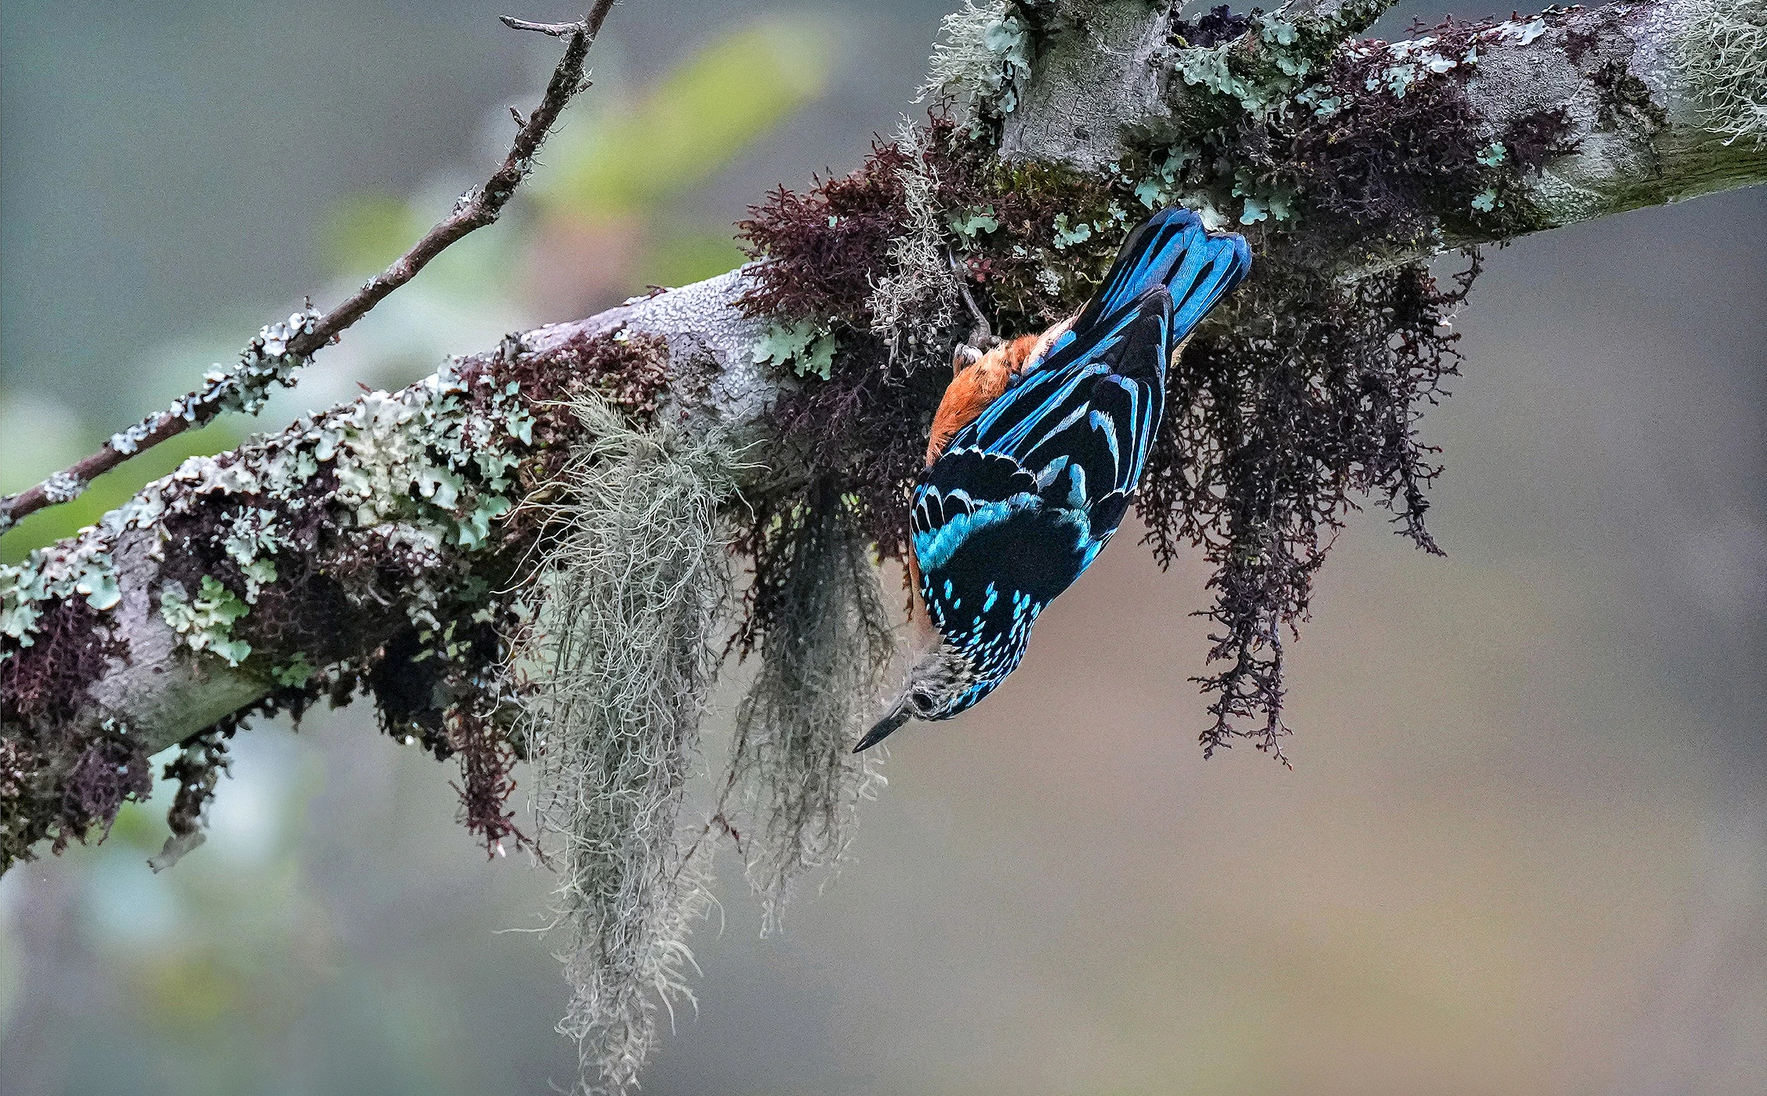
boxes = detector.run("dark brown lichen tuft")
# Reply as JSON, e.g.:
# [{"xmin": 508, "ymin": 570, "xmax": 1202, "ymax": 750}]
[
  {"xmin": 1138, "ymin": 249, "xmax": 1477, "ymax": 757},
  {"xmin": 1594, "ymin": 59, "xmax": 1669, "ymax": 130},
  {"xmin": 56, "ymin": 732, "xmax": 154, "ymax": 853},
  {"xmin": 161, "ymin": 728, "xmax": 232, "ymax": 844}
]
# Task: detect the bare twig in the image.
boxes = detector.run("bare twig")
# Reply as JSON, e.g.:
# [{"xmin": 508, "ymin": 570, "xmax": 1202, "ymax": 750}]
[{"xmin": 0, "ymin": 0, "xmax": 620, "ymax": 534}]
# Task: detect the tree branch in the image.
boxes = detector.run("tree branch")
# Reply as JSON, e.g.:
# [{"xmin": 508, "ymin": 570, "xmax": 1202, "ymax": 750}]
[
  {"xmin": 3, "ymin": 0, "xmax": 1763, "ymax": 866},
  {"xmin": 0, "ymin": 1, "xmax": 619, "ymax": 532}
]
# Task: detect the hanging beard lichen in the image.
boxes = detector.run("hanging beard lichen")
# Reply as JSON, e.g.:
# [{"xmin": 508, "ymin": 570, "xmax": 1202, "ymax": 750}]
[
  {"xmin": 517, "ymin": 392, "xmax": 737, "ymax": 1094},
  {"xmin": 723, "ymin": 482, "xmax": 896, "ymax": 934}
]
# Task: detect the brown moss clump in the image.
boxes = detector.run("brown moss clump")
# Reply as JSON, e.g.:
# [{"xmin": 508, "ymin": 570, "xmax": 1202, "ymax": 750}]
[
  {"xmin": 737, "ymin": 141, "xmax": 922, "ymax": 328},
  {"xmin": 0, "ymin": 597, "xmax": 142, "ymax": 867},
  {"xmin": 1140, "ymin": 250, "xmax": 1476, "ymax": 758},
  {"xmin": 159, "ymin": 727, "xmax": 232, "ymax": 849},
  {"xmin": 1, "ymin": 596, "xmax": 123, "ymax": 730},
  {"xmin": 56, "ymin": 733, "xmax": 154, "ymax": 853}
]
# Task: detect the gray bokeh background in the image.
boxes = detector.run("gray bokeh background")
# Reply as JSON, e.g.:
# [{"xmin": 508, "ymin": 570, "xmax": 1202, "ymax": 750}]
[{"xmin": 2, "ymin": 2, "xmax": 1763, "ymax": 1094}]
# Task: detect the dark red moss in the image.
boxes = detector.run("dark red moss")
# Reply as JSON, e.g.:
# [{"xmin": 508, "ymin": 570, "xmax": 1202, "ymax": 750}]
[
  {"xmin": 1, "ymin": 597, "xmax": 138, "ymax": 867},
  {"xmin": 1286, "ymin": 50, "xmax": 1492, "ymax": 244},
  {"xmin": 736, "ymin": 140, "xmax": 918, "ymax": 327},
  {"xmin": 448, "ymin": 695, "xmax": 530, "ymax": 855},
  {"xmin": 1141, "ymin": 251, "xmax": 1475, "ymax": 756},
  {"xmin": 0, "ymin": 596, "xmax": 124, "ymax": 730},
  {"xmin": 55, "ymin": 733, "xmax": 153, "ymax": 853}
]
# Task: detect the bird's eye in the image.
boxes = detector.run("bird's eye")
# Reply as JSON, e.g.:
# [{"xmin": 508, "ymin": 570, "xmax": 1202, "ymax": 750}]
[{"xmin": 910, "ymin": 691, "xmax": 938, "ymax": 716}]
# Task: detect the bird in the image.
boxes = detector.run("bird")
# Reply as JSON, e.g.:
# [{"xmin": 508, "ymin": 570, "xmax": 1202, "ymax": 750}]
[{"xmin": 857, "ymin": 207, "xmax": 1251, "ymax": 751}]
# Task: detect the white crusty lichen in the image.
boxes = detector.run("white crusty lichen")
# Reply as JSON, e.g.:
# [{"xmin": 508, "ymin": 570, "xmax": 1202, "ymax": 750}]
[
  {"xmin": 1676, "ymin": 0, "xmax": 1767, "ymax": 146},
  {"xmin": 5, "ymin": 354, "xmax": 538, "ymax": 672},
  {"xmin": 42, "ymin": 471, "xmax": 86, "ymax": 505},
  {"xmin": 516, "ymin": 392, "xmax": 738, "ymax": 1095},
  {"xmin": 921, "ymin": 0, "xmax": 1033, "ymax": 126},
  {"xmin": 109, "ymin": 307, "xmax": 323, "ymax": 457},
  {"xmin": 868, "ymin": 118, "xmax": 962, "ymax": 363}
]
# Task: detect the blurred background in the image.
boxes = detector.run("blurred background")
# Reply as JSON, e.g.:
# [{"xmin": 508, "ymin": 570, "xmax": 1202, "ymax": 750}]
[{"xmin": 1, "ymin": 1, "xmax": 1763, "ymax": 1093}]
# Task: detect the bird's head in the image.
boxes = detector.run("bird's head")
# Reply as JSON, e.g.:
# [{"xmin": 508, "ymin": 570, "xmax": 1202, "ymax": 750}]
[
  {"xmin": 854, "ymin": 640, "xmax": 978, "ymax": 752},
  {"xmin": 854, "ymin": 602, "xmax": 982, "ymax": 751}
]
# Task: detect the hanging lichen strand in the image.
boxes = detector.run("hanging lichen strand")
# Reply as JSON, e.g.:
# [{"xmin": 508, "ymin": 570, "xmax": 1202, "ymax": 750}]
[
  {"xmin": 731, "ymin": 3, "xmax": 1609, "ymax": 758},
  {"xmin": 725, "ymin": 483, "xmax": 896, "ymax": 934},
  {"xmin": 516, "ymin": 393, "xmax": 737, "ymax": 1094}
]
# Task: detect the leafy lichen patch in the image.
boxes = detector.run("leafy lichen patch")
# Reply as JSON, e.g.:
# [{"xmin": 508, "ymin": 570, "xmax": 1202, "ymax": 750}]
[{"xmin": 2, "ymin": 324, "xmax": 677, "ymax": 867}]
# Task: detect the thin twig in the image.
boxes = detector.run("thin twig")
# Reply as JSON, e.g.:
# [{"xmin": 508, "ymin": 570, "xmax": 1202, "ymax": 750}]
[{"xmin": 0, "ymin": 0, "xmax": 619, "ymax": 534}]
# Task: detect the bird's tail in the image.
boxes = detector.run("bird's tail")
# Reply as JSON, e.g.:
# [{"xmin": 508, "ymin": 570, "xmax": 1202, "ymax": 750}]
[{"xmin": 1075, "ymin": 207, "xmax": 1252, "ymax": 340}]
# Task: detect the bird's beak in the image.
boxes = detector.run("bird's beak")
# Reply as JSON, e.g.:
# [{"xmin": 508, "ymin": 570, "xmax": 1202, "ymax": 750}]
[{"xmin": 854, "ymin": 701, "xmax": 913, "ymax": 753}]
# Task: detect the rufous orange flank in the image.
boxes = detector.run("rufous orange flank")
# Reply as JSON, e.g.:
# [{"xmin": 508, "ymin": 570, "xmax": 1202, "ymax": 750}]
[{"xmin": 924, "ymin": 319, "xmax": 1074, "ymax": 466}]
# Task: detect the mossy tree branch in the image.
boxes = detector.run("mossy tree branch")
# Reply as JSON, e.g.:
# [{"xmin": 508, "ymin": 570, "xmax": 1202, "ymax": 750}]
[
  {"xmin": 0, "ymin": 0, "xmax": 618, "ymax": 532},
  {"xmin": 3, "ymin": 0, "xmax": 1764, "ymax": 867}
]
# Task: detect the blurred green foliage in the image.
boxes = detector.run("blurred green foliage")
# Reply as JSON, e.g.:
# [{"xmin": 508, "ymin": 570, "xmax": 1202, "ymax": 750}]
[
  {"xmin": 318, "ymin": 192, "xmax": 429, "ymax": 278},
  {"xmin": 538, "ymin": 20, "xmax": 833, "ymax": 217}
]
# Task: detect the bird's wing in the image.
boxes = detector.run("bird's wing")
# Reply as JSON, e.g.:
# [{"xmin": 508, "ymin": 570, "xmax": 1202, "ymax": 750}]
[
  {"xmin": 966, "ymin": 289, "xmax": 1171, "ymax": 504},
  {"xmin": 912, "ymin": 289, "xmax": 1174, "ymax": 571}
]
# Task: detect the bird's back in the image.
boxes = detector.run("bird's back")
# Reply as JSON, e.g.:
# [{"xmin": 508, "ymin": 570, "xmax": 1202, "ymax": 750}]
[{"xmin": 909, "ymin": 208, "xmax": 1250, "ymax": 716}]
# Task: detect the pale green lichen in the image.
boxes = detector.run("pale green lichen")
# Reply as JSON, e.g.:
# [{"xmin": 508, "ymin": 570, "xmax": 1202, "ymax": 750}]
[
  {"xmin": 160, "ymin": 576, "xmax": 252, "ymax": 667},
  {"xmin": 6, "ymin": 353, "xmax": 542, "ymax": 678},
  {"xmin": 920, "ymin": 0, "xmax": 1033, "ymax": 128},
  {"xmin": 1, "ymin": 543, "xmax": 121, "ymax": 651},
  {"xmin": 948, "ymin": 205, "xmax": 1001, "ymax": 241},
  {"xmin": 1051, "ymin": 212, "xmax": 1094, "ymax": 248},
  {"xmin": 752, "ymin": 319, "xmax": 837, "ymax": 380},
  {"xmin": 1174, "ymin": 0, "xmax": 1400, "ymax": 115},
  {"xmin": 271, "ymin": 651, "xmax": 314, "ymax": 688}
]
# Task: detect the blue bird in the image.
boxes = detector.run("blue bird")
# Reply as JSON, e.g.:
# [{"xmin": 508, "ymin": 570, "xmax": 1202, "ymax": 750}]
[{"xmin": 858, "ymin": 207, "xmax": 1251, "ymax": 750}]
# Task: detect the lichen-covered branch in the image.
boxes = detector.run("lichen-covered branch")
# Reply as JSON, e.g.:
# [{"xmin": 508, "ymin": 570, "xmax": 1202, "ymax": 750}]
[
  {"xmin": 2, "ymin": 0, "xmax": 1763, "ymax": 1084},
  {"xmin": 0, "ymin": 1, "xmax": 618, "ymax": 532},
  {"xmin": 5, "ymin": 0, "xmax": 1763, "ymax": 861}
]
